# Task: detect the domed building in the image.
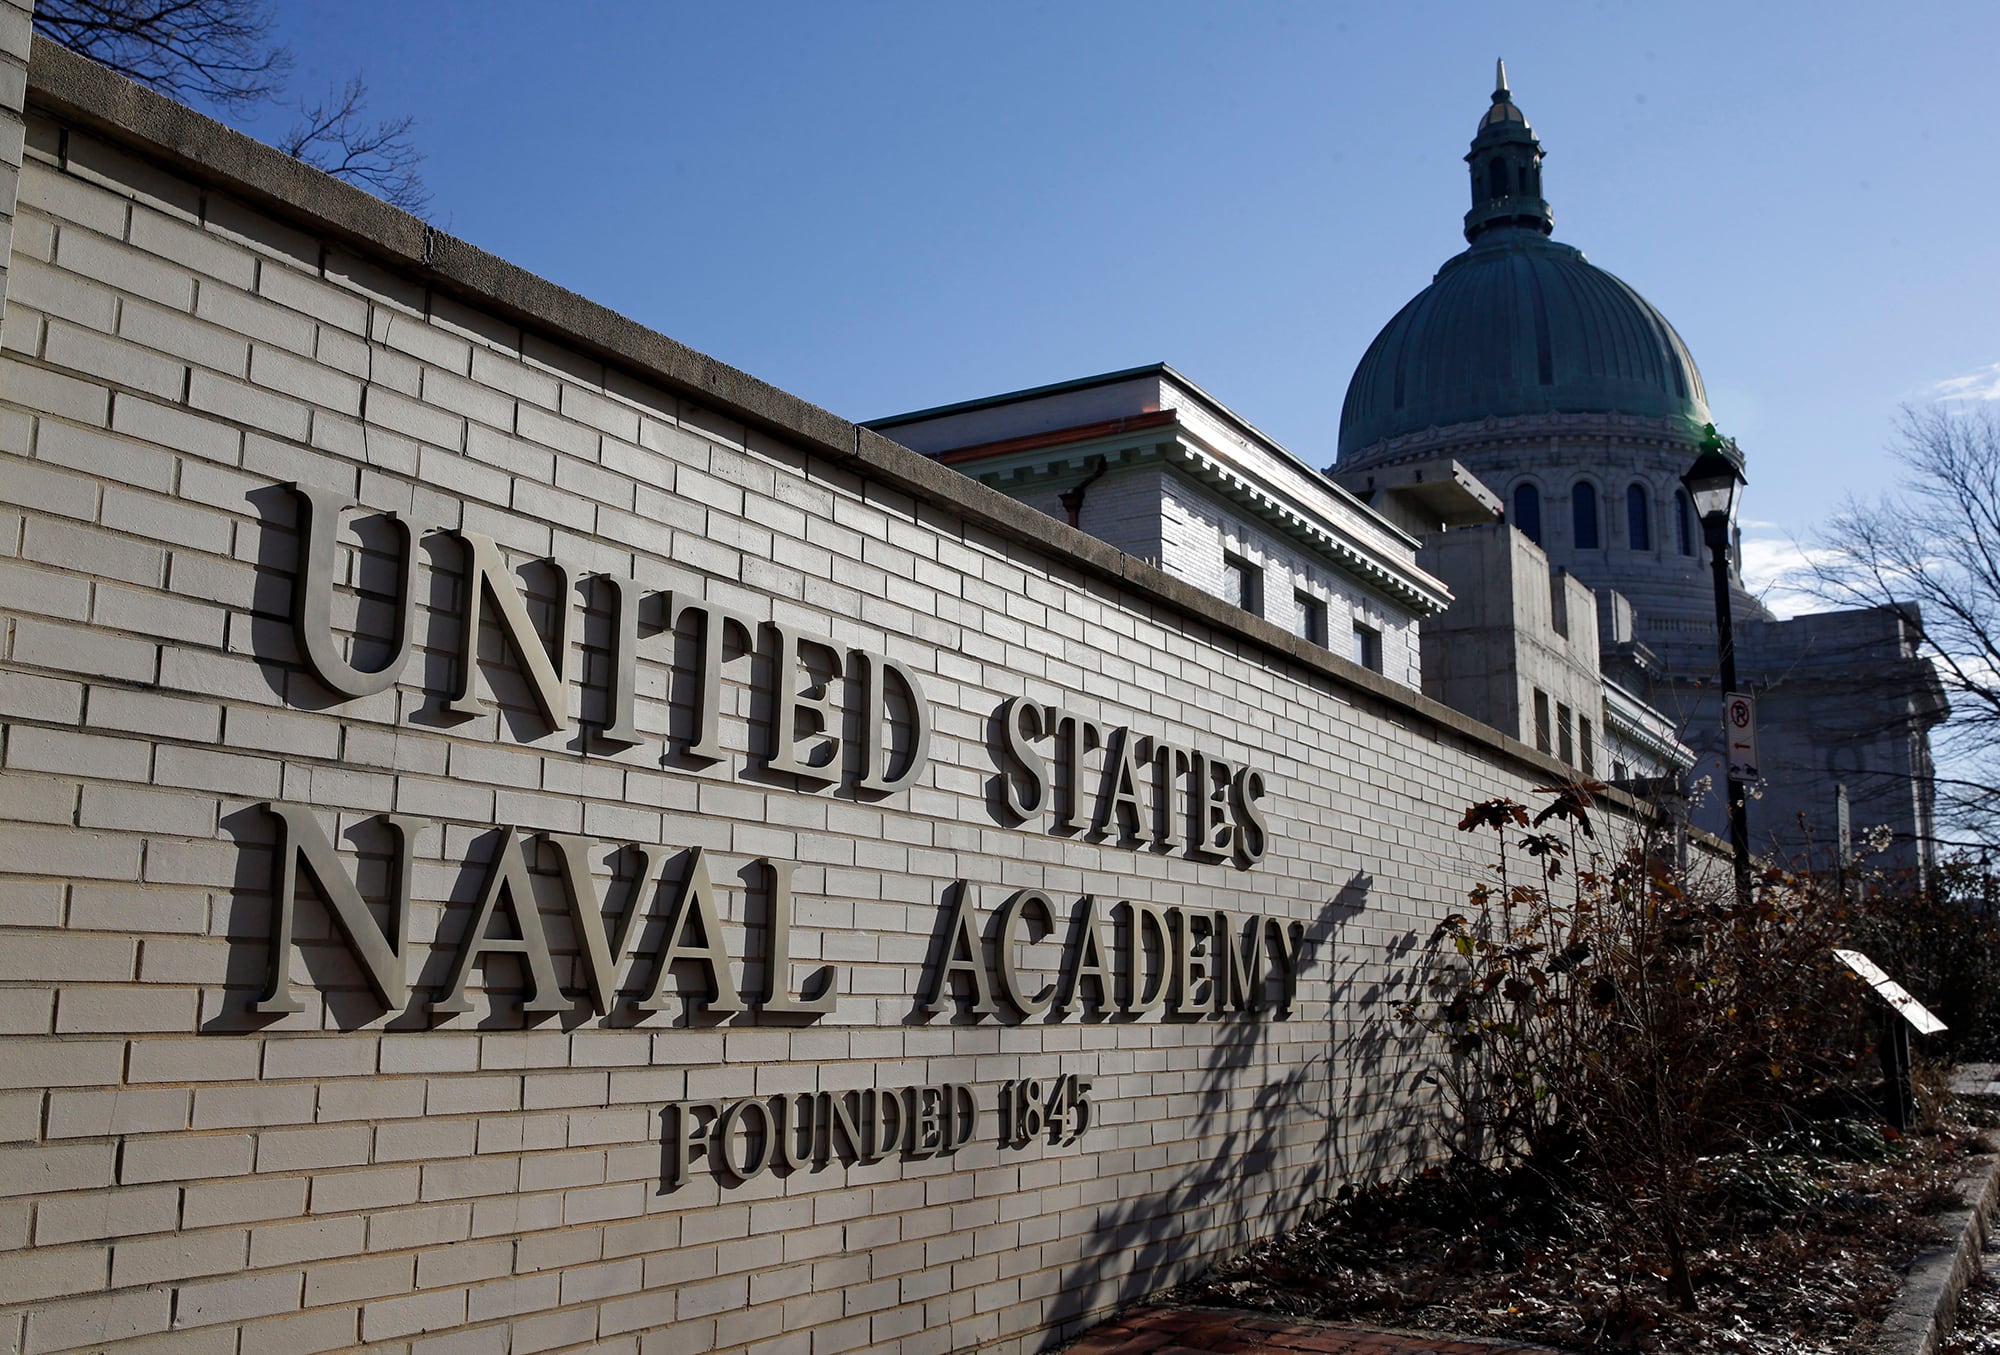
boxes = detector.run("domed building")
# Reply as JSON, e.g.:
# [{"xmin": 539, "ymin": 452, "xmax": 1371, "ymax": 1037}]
[
  {"xmin": 879, "ymin": 63, "xmax": 1944, "ymax": 873},
  {"xmin": 1335, "ymin": 64, "xmax": 1946, "ymax": 871},
  {"xmin": 1335, "ymin": 62, "xmax": 1763, "ymax": 658}
]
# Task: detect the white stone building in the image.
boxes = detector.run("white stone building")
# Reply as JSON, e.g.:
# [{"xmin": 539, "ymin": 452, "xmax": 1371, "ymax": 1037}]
[
  {"xmin": 868, "ymin": 365, "xmax": 1451, "ymax": 690},
  {"xmin": 873, "ymin": 366, "xmax": 1697, "ymax": 787}
]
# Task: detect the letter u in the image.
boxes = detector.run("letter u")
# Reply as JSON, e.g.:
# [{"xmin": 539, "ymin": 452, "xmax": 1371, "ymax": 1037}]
[{"xmin": 290, "ymin": 481, "xmax": 419, "ymax": 699}]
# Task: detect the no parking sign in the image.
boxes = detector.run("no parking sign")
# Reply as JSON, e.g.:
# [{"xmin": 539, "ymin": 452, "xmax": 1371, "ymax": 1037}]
[{"xmin": 1725, "ymin": 691, "xmax": 1759, "ymax": 779}]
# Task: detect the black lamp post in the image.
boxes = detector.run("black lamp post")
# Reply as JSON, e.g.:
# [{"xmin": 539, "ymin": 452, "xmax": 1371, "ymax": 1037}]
[{"xmin": 1683, "ymin": 428, "xmax": 1752, "ymax": 905}]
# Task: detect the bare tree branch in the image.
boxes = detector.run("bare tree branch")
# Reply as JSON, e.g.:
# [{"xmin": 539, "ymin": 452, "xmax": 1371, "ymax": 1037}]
[
  {"xmin": 281, "ymin": 77, "xmax": 429, "ymax": 214},
  {"xmin": 1807, "ymin": 405, "xmax": 2000, "ymax": 847},
  {"xmin": 36, "ymin": 0, "xmax": 430, "ymax": 214},
  {"xmin": 34, "ymin": 0, "xmax": 290, "ymax": 109}
]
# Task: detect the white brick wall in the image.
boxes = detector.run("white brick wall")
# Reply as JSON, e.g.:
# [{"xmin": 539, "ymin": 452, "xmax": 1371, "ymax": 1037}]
[
  {"xmin": 0, "ymin": 0, "xmax": 31, "ymax": 350},
  {"xmin": 0, "ymin": 73, "xmax": 1701, "ymax": 1355}
]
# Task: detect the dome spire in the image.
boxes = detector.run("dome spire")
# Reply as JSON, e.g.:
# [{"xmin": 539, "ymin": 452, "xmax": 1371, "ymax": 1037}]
[{"xmin": 1463, "ymin": 60, "xmax": 1553, "ymax": 243}]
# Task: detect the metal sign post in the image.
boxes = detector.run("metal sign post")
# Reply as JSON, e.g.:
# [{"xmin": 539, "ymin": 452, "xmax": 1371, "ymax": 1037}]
[
  {"xmin": 1724, "ymin": 692, "xmax": 1759, "ymax": 779},
  {"xmin": 1720, "ymin": 691, "xmax": 1756, "ymax": 906},
  {"xmin": 1834, "ymin": 948, "xmax": 1947, "ymax": 1130}
]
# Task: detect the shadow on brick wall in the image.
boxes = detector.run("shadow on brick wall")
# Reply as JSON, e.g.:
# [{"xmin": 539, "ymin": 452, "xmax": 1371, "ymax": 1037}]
[{"xmin": 1039, "ymin": 870, "xmax": 1440, "ymax": 1348}]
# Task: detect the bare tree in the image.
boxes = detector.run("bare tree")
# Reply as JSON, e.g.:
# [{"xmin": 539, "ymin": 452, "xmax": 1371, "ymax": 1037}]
[
  {"xmin": 279, "ymin": 77, "xmax": 429, "ymax": 214},
  {"xmin": 34, "ymin": 0, "xmax": 429, "ymax": 213},
  {"xmin": 33, "ymin": 0, "xmax": 288, "ymax": 108},
  {"xmin": 1809, "ymin": 405, "xmax": 2000, "ymax": 846}
]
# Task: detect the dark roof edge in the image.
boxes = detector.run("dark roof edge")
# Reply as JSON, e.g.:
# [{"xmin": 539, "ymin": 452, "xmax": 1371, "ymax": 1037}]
[
  {"xmin": 20, "ymin": 37, "xmax": 1671, "ymax": 816},
  {"xmin": 863, "ymin": 363, "xmax": 1172, "ymax": 429}
]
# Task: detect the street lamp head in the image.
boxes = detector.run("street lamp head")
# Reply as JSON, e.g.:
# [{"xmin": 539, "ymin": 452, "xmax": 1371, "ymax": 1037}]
[{"xmin": 1683, "ymin": 426, "xmax": 1747, "ymax": 523}]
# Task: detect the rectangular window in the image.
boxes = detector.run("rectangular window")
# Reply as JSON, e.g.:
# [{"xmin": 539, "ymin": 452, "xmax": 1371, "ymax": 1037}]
[
  {"xmin": 1557, "ymin": 702, "xmax": 1575, "ymax": 766},
  {"xmin": 1352, "ymin": 623, "xmax": 1382, "ymax": 673},
  {"xmin": 1294, "ymin": 590, "xmax": 1327, "ymax": 646},
  {"xmin": 1533, "ymin": 689, "xmax": 1552, "ymax": 754},
  {"xmin": 1579, "ymin": 716, "xmax": 1596, "ymax": 777},
  {"xmin": 1223, "ymin": 553, "xmax": 1261, "ymax": 615}
]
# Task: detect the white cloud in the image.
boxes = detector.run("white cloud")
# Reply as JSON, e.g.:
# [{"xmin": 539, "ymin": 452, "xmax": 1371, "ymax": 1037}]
[
  {"xmin": 1738, "ymin": 533, "xmax": 1836, "ymax": 620},
  {"xmin": 1931, "ymin": 362, "xmax": 2000, "ymax": 402}
]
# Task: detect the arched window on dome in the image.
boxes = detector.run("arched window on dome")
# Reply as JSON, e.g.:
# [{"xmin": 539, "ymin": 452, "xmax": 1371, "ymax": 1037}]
[
  {"xmin": 1512, "ymin": 484, "xmax": 1542, "ymax": 544},
  {"xmin": 1488, "ymin": 160, "xmax": 1507, "ymax": 199},
  {"xmin": 1675, "ymin": 491, "xmax": 1696, "ymax": 556},
  {"xmin": 1572, "ymin": 482, "xmax": 1599, "ymax": 550},
  {"xmin": 1626, "ymin": 484, "xmax": 1651, "ymax": 551}
]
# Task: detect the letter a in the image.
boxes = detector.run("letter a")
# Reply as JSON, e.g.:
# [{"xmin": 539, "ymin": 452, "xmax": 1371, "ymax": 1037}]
[
  {"xmin": 638, "ymin": 848, "xmax": 748, "ymax": 1016},
  {"xmin": 920, "ymin": 882, "xmax": 997, "ymax": 1016},
  {"xmin": 432, "ymin": 826, "xmax": 571, "ymax": 1016}
]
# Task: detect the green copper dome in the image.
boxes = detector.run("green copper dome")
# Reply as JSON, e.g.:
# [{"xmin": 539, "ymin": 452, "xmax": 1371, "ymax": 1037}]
[{"xmin": 1337, "ymin": 67, "xmax": 1711, "ymax": 463}]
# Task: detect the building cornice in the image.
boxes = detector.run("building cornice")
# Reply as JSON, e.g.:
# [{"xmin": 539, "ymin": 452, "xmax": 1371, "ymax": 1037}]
[
  {"xmin": 960, "ymin": 426, "xmax": 1452, "ymax": 617},
  {"xmin": 1602, "ymin": 679, "xmax": 1697, "ymax": 771},
  {"xmin": 1340, "ymin": 409, "xmax": 1708, "ymax": 474}
]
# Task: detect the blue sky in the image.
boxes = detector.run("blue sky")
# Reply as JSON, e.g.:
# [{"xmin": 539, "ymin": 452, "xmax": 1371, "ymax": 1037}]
[{"xmin": 221, "ymin": 2, "xmax": 1998, "ymax": 613}]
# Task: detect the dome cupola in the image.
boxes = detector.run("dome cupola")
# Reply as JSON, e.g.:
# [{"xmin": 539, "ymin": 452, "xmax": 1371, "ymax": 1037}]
[
  {"xmin": 1337, "ymin": 65, "xmax": 1711, "ymax": 465},
  {"xmin": 1463, "ymin": 59, "xmax": 1553, "ymax": 242}
]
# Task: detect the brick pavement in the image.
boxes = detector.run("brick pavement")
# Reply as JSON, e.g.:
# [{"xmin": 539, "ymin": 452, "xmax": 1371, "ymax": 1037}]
[{"xmin": 1062, "ymin": 1305, "xmax": 1575, "ymax": 1355}]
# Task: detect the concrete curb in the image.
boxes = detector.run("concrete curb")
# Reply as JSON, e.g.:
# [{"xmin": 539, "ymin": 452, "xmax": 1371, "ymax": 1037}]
[{"xmin": 1876, "ymin": 1151, "xmax": 2000, "ymax": 1355}]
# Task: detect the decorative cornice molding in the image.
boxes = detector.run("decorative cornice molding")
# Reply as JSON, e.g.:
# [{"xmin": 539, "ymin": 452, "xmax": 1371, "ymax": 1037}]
[
  {"xmin": 1340, "ymin": 409, "xmax": 1708, "ymax": 473},
  {"xmin": 1602, "ymin": 681, "xmax": 1697, "ymax": 769},
  {"xmin": 968, "ymin": 431, "xmax": 1453, "ymax": 617}
]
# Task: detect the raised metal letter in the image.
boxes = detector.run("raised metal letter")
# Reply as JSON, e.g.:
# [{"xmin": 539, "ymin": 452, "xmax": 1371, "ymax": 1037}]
[
  {"xmin": 1092, "ymin": 726, "xmax": 1152, "ymax": 845},
  {"xmin": 1124, "ymin": 901, "xmax": 1172, "ymax": 1014},
  {"xmin": 1048, "ymin": 708, "xmax": 1105, "ymax": 832},
  {"xmin": 638, "ymin": 847, "xmax": 748, "ymax": 1016},
  {"xmin": 1216, "ymin": 910, "xmax": 1264, "ymax": 1012},
  {"xmin": 716, "ymin": 1098, "xmax": 775, "ymax": 1181},
  {"xmin": 670, "ymin": 597, "xmax": 756, "ymax": 762},
  {"xmin": 446, "ymin": 531, "xmax": 574, "ymax": 729},
  {"xmin": 759, "ymin": 859, "xmax": 838, "ymax": 1015},
  {"xmin": 1056, "ymin": 894, "xmax": 1115, "ymax": 1014},
  {"xmin": 598, "ymin": 574, "xmax": 648, "ymax": 747},
  {"xmin": 998, "ymin": 695, "xmax": 1049, "ymax": 821},
  {"xmin": 667, "ymin": 1101, "xmax": 718, "ymax": 1187},
  {"xmin": 921, "ymin": 881, "xmax": 998, "ymax": 1016},
  {"xmin": 765, "ymin": 621, "xmax": 843, "ymax": 784},
  {"xmin": 1191, "ymin": 752, "xmax": 1238, "ymax": 860},
  {"xmin": 256, "ymin": 802, "xmax": 419, "ymax": 1014},
  {"xmin": 1266, "ymin": 917, "xmax": 1306, "ymax": 1015},
  {"xmin": 853, "ymin": 649, "xmax": 932, "ymax": 794},
  {"xmin": 1171, "ymin": 906, "xmax": 1213, "ymax": 1013},
  {"xmin": 1152, "ymin": 741, "xmax": 1191, "ymax": 851},
  {"xmin": 432, "ymin": 825, "xmax": 571, "ymax": 1016},
  {"xmin": 544, "ymin": 835, "xmax": 671, "ymax": 1017},
  {"xmin": 289, "ymin": 482, "xmax": 418, "ymax": 700},
  {"xmin": 1234, "ymin": 766, "xmax": 1270, "ymax": 865},
  {"xmin": 996, "ymin": 889, "xmax": 1057, "ymax": 1016}
]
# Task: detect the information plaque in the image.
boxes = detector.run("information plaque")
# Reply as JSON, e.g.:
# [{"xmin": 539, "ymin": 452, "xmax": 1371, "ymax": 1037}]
[{"xmin": 1834, "ymin": 948, "xmax": 1948, "ymax": 1035}]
